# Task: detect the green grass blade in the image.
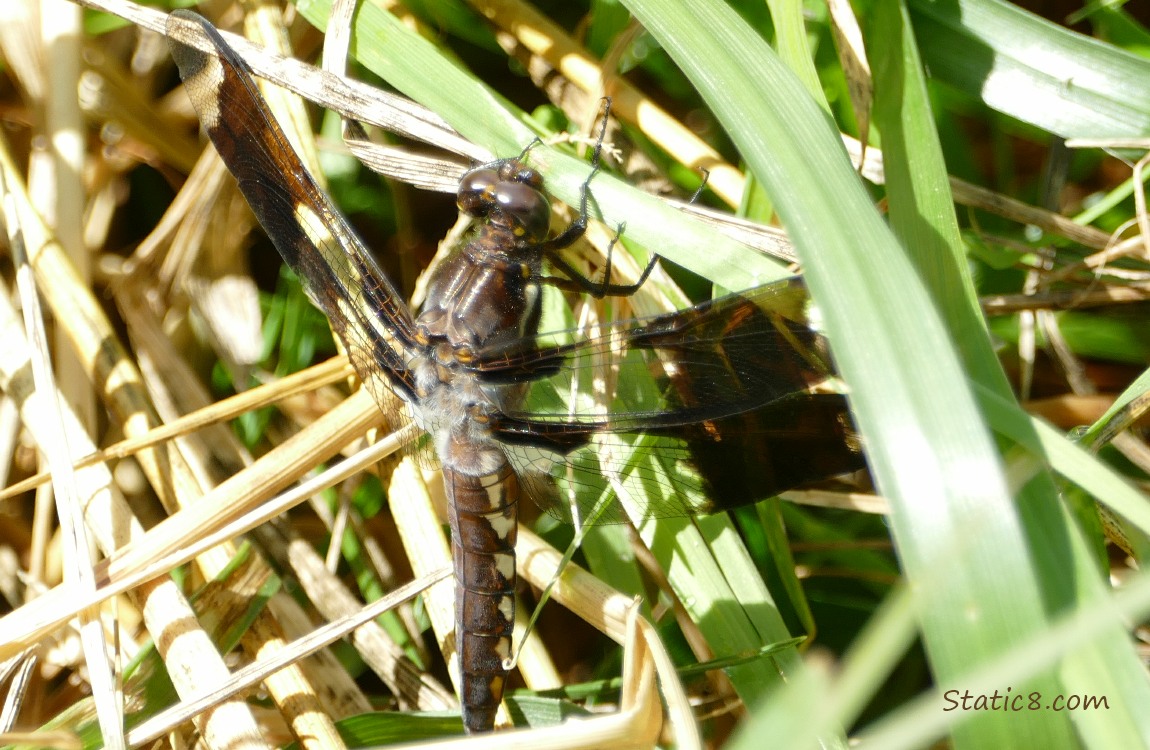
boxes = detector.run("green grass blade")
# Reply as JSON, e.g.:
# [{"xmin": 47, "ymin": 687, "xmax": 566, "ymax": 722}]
[
  {"xmin": 909, "ymin": 0, "xmax": 1150, "ymax": 138},
  {"xmin": 873, "ymin": 4, "xmax": 1150, "ymax": 745}
]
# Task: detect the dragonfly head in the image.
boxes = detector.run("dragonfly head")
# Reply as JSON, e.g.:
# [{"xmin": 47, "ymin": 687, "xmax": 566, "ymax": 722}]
[{"xmin": 458, "ymin": 160, "xmax": 551, "ymax": 243}]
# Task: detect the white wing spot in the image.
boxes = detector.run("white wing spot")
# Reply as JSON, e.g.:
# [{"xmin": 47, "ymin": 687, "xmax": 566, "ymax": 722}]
[
  {"xmin": 294, "ymin": 203, "xmax": 333, "ymax": 249},
  {"xmin": 185, "ymin": 52, "xmax": 223, "ymax": 129}
]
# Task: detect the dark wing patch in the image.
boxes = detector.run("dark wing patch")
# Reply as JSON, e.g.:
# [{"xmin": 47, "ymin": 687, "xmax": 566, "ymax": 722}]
[
  {"xmin": 482, "ymin": 278, "xmax": 865, "ymax": 523},
  {"xmin": 167, "ymin": 11, "xmax": 421, "ymax": 427},
  {"xmin": 495, "ymin": 393, "xmax": 861, "ymax": 525}
]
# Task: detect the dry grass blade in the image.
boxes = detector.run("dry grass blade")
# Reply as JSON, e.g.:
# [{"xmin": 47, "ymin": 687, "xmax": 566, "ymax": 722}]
[
  {"xmin": 343, "ymin": 122, "xmax": 468, "ymax": 193},
  {"xmin": 6, "ymin": 175, "xmax": 124, "ymax": 745},
  {"xmin": 75, "ymin": 0, "xmax": 483, "ymax": 158},
  {"xmin": 0, "ymin": 357, "xmax": 353, "ymax": 502},
  {"xmin": 0, "ymin": 127, "xmax": 270, "ymax": 746},
  {"xmin": 826, "ymin": 0, "xmax": 872, "ymax": 170},
  {"xmin": 0, "ymin": 393, "xmax": 406, "ymax": 660},
  {"xmin": 124, "ymin": 570, "xmax": 450, "ymax": 746}
]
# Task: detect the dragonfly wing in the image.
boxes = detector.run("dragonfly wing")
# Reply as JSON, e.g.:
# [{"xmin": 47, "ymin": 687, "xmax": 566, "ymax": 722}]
[{"xmin": 168, "ymin": 12, "xmax": 423, "ymax": 437}]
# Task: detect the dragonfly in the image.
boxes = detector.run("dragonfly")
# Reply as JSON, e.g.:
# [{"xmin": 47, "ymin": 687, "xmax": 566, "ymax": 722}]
[{"xmin": 167, "ymin": 10, "xmax": 864, "ymax": 733}]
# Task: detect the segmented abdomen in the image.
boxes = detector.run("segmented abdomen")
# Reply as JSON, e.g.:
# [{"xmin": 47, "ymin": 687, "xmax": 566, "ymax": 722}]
[{"xmin": 444, "ymin": 462, "xmax": 519, "ymax": 733}]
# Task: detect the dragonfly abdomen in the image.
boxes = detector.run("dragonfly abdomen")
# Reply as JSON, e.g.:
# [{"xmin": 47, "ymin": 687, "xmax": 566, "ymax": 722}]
[{"xmin": 443, "ymin": 458, "xmax": 519, "ymax": 733}]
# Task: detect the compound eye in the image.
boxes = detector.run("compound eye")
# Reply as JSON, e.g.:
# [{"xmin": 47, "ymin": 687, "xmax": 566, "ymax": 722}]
[
  {"xmin": 499, "ymin": 160, "xmax": 544, "ymax": 190},
  {"xmin": 457, "ymin": 168, "xmax": 498, "ymax": 216},
  {"xmin": 495, "ymin": 181, "xmax": 550, "ymax": 241}
]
